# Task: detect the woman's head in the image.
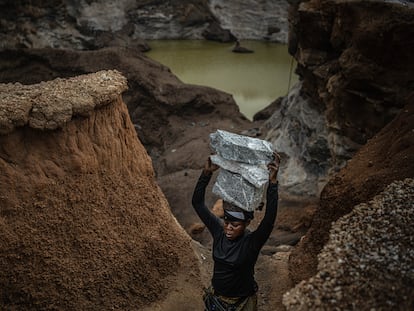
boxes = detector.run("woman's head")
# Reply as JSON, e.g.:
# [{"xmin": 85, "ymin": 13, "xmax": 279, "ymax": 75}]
[{"xmin": 222, "ymin": 201, "xmax": 253, "ymax": 240}]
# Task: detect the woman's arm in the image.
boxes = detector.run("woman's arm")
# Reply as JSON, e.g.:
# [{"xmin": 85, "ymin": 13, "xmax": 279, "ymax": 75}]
[
  {"xmin": 191, "ymin": 157, "xmax": 222, "ymax": 235},
  {"xmin": 252, "ymin": 153, "xmax": 281, "ymax": 248}
]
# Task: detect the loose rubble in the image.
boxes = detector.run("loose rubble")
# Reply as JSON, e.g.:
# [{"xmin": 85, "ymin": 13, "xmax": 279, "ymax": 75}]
[{"xmin": 283, "ymin": 178, "xmax": 414, "ymax": 310}]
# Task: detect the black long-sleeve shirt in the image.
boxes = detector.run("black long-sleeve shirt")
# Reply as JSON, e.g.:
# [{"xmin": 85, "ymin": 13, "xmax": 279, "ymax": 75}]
[{"xmin": 191, "ymin": 171, "xmax": 278, "ymax": 297}]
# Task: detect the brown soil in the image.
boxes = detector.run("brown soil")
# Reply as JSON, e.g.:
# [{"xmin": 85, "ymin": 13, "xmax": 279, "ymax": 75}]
[{"xmin": 0, "ymin": 77, "xmax": 203, "ymax": 310}]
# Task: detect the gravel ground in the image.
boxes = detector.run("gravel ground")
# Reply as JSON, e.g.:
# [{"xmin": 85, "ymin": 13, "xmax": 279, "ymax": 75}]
[{"xmin": 283, "ymin": 178, "xmax": 414, "ymax": 310}]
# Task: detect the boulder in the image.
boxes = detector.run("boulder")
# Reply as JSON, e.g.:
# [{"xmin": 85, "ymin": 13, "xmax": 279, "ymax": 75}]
[{"xmin": 209, "ymin": 130, "xmax": 274, "ymax": 211}]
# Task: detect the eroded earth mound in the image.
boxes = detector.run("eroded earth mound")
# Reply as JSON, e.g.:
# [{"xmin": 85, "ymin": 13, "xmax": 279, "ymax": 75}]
[
  {"xmin": 0, "ymin": 71, "xmax": 202, "ymax": 310},
  {"xmin": 0, "ymin": 47, "xmax": 258, "ymax": 246}
]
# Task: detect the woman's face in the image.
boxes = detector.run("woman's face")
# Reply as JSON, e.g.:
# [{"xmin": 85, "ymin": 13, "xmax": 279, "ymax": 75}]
[{"xmin": 223, "ymin": 220, "xmax": 247, "ymax": 240}]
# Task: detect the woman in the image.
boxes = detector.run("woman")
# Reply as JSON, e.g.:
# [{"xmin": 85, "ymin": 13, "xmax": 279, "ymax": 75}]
[{"xmin": 192, "ymin": 153, "xmax": 280, "ymax": 311}]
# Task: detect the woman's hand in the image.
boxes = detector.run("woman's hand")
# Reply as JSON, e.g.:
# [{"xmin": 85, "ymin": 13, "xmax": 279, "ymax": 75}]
[
  {"xmin": 203, "ymin": 156, "xmax": 219, "ymax": 175},
  {"xmin": 267, "ymin": 152, "xmax": 281, "ymax": 184}
]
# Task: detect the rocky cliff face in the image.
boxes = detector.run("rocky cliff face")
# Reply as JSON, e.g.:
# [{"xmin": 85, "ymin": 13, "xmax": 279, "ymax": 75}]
[
  {"xmin": 282, "ymin": 0, "xmax": 414, "ymax": 287},
  {"xmin": 291, "ymin": 0, "xmax": 414, "ymax": 156},
  {"xmin": 263, "ymin": 0, "xmax": 414, "ymax": 195},
  {"xmin": 287, "ymin": 89, "xmax": 414, "ymax": 292},
  {"xmin": 0, "ymin": 71, "xmax": 202, "ymax": 310},
  {"xmin": 262, "ymin": 82, "xmax": 330, "ymax": 196},
  {"xmin": 0, "ymin": 0, "xmax": 289, "ymax": 50},
  {"xmin": 208, "ymin": 0, "xmax": 289, "ymax": 42}
]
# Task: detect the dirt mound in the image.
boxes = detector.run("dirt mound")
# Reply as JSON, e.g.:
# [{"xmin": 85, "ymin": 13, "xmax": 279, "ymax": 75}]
[
  {"xmin": 0, "ymin": 71, "xmax": 201, "ymax": 310},
  {"xmin": 289, "ymin": 94, "xmax": 414, "ymax": 284}
]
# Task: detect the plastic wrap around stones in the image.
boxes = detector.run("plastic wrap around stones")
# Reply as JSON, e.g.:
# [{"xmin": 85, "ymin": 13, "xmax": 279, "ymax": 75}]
[{"xmin": 210, "ymin": 130, "xmax": 274, "ymax": 211}]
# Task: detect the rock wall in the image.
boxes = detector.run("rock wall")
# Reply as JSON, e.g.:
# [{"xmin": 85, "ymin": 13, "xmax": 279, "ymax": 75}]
[
  {"xmin": 292, "ymin": 0, "xmax": 414, "ymax": 156},
  {"xmin": 208, "ymin": 0, "xmax": 289, "ymax": 43},
  {"xmin": 0, "ymin": 0, "xmax": 289, "ymax": 50},
  {"xmin": 0, "ymin": 0, "xmax": 215, "ymax": 49},
  {"xmin": 273, "ymin": 1, "xmax": 414, "ymax": 310},
  {"xmin": 288, "ymin": 92, "xmax": 414, "ymax": 287},
  {"xmin": 264, "ymin": 0, "xmax": 414, "ymax": 195},
  {"xmin": 0, "ymin": 71, "xmax": 202, "ymax": 310},
  {"xmin": 262, "ymin": 82, "xmax": 330, "ymax": 196}
]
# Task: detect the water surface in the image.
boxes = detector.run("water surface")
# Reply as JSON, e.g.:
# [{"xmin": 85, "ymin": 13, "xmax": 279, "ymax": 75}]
[{"xmin": 146, "ymin": 40, "xmax": 298, "ymax": 120}]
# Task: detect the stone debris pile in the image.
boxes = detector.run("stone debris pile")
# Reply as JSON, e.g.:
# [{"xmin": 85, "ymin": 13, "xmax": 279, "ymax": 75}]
[
  {"xmin": 209, "ymin": 130, "xmax": 274, "ymax": 211},
  {"xmin": 283, "ymin": 178, "xmax": 414, "ymax": 310}
]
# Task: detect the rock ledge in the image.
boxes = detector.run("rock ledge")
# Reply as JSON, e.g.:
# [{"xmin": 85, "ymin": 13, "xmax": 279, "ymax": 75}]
[{"xmin": 0, "ymin": 70, "xmax": 127, "ymax": 135}]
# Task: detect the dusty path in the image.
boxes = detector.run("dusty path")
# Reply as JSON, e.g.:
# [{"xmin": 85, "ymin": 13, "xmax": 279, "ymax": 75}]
[{"xmin": 255, "ymin": 252, "xmax": 293, "ymax": 311}]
